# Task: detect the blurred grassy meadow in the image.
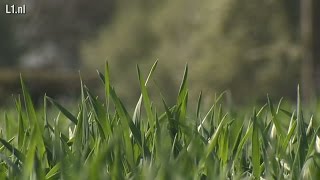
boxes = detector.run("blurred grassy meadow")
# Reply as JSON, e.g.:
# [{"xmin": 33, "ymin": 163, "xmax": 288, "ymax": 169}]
[{"xmin": 1, "ymin": 0, "xmax": 320, "ymax": 179}]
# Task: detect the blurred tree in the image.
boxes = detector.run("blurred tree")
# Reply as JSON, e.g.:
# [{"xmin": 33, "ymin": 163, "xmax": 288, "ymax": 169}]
[
  {"xmin": 0, "ymin": 12, "xmax": 19, "ymax": 66},
  {"xmin": 301, "ymin": 0, "xmax": 320, "ymax": 103},
  {"xmin": 17, "ymin": 0, "xmax": 116, "ymax": 69},
  {"xmin": 82, "ymin": 0, "xmax": 303, "ymax": 105},
  {"xmin": 221, "ymin": 0, "xmax": 300, "ymax": 102},
  {"xmin": 81, "ymin": 1, "xmax": 160, "ymax": 104}
]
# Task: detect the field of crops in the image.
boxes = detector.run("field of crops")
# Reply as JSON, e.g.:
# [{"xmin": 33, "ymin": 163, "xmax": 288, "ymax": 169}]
[{"xmin": 0, "ymin": 61, "xmax": 319, "ymax": 179}]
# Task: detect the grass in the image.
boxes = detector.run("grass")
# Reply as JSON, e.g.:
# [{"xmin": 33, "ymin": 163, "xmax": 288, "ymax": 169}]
[{"xmin": 0, "ymin": 61, "xmax": 319, "ymax": 179}]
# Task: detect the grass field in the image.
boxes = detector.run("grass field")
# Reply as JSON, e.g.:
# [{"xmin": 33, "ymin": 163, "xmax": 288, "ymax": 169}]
[{"xmin": 0, "ymin": 61, "xmax": 319, "ymax": 179}]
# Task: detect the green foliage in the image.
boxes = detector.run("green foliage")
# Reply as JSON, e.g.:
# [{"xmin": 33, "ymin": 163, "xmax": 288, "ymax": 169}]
[
  {"xmin": 0, "ymin": 63, "xmax": 319, "ymax": 179},
  {"xmin": 82, "ymin": 0, "xmax": 300, "ymax": 104}
]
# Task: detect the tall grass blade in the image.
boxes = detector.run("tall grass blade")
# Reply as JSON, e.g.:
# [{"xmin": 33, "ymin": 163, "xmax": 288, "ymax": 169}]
[
  {"xmin": 296, "ymin": 85, "xmax": 307, "ymax": 167},
  {"xmin": 47, "ymin": 97, "xmax": 78, "ymax": 124},
  {"xmin": 232, "ymin": 123, "xmax": 253, "ymax": 170},
  {"xmin": 205, "ymin": 113, "xmax": 228, "ymax": 158},
  {"xmin": 176, "ymin": 64, "xmax": 189, "ymax": 123},
  {"xmin": 0, "ymin": 138, "xmax": 25, "ymax": 162},
  {"xmin": 252, "ymin": 110, "xmax": 261, "ymax": 178},
  {"xmin": 86, "ymin": 87, "xmax": 112, "ymax": 139},
  {"xmin": 267, "ymin": 95, "xmax": 284, "ymax": 138},
  {"xmin": 15, "ymin": 96, "xmax": 25, "ymax": 149},
  {"xmin": 137, "ymin": 65, "xmax": 155, "ymax": 130},
  {"xmin": 162, "ymin": 99, "xmax": 178, "ymax": 142},
  {"xmin": 134, "ymin": 61, "xmax": 158, "ymax": 126},
  {"xmin": 45, "ymin": 162, "xmax": 61, "ymax": 180},
  {"xmin": 196, "ymin": 91, "xmax": 202, "ymax": 119},
  {"xmin": 20, "ymin": 76, "xmax": 46, "ymax": 157},
  {"xmin": 109, "ymin": 87, "xmax": 143, "ymax": 149}
]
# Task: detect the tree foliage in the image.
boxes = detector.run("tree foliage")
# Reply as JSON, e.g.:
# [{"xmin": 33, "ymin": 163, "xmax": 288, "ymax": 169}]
[
  {"xmin": 16, "ymin": 0, "xmax": 116, "ymax": 68},
  {"xmin": 82, "ymin": 0, "xmax": 302, "ymax": 104},
  {"xmin": 0, "ymin": 10, "xmax": 19, "ymax": 66}
]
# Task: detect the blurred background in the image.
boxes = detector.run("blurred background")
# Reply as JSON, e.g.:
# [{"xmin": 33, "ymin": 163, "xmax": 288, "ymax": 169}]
[{"xmin": 0, "ymin": 0, "xmax": 319, "ymax": 107}]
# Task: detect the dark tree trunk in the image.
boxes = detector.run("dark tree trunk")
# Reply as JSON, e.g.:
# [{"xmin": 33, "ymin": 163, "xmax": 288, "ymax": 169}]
[
  {"xmin": 313, "ymin": 0, "xmax": 320, "ymax": 93},
  {"xmin": 301, "ymin": 0, "xmax": 320, "ymax": 103}
]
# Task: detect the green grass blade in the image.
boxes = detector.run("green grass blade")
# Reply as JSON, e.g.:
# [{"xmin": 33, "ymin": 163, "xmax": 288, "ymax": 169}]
[
  {"xmin": 104, "ymin": 62, "xmax": 111, "ymax": 101},
  {"xmin": 109, "ymin": 87, "xmax": 143, "ymax": 148},
  {"xmin": 196, "ymin": 91, "xmax": 203, "ymax": 119},
  {"xmin": 133, "ymin": 97, "xmax": 142, "ymax": 126},
  {"xmin": 257, "ymin": 103, "xmax": 267, "ymax": 116},
  {"xmin": 20, "ymin": 76, "xmax": 46, "ymax": 156},
  {"xmin": 137, "ymin": 65, "xmax": 155, "ymax": 130},
  {"xmin": 280, "ymin": 109, "xmax": 297, "ymax": 120},
  {"xmin": 97, "ymin": 70, "xmax": 105, "ymax": 84},
  {"xmin": 296, "ymin": 85, "xmax": 307, "ymax": 166},
  {"xmin": 86, "ymin": 87, "xmax": 112, "ymax": 139},
  {"xmin": 22, "ymin": 145, "xmax": 36, "ymax": 179},
  {"xmin": 178, "ymin": 90, "xmax": 188, "ymax": 122},
  {"xmin": 47, "ymin": 97, "xmax": 78, "ymax": 124},
  {"xmin": 0, "ymin": 138, "xmax": 25, "ymax": 162},
  {"xmin": 306, "ymin": 126, "xmax": 320, "ymax": 158},
  {"xmin": 232, "ymin": 122, "xmax": 253, "ymax": 169},
  {"xmin": 252, "ymin": 110, "xmax": 261, "ymax": 178},
  {"xmin": 45, "ymin": 162, "xmax": 61, "ymax": 180},
  {"xmin": 0, "ymin": 153, "xmax": 21, "ymax": 175},
  {"xmin": 14, "ymin": 96, "xmax": 25, "ymax": 149},
  {"xmin": 175, "ymin": 64, "xmax": 189, "ymax": 127},
  {"xmin": 4, "ymin": 113, "xmax": 10, "ymax": 139},
  {"xmin": 145, "ymin": 60, "xmax": 158, "ymax": 84},
  {"xmin": 205, "ymin": 113, "xmax": 228, "ymax": 158},
  {"xmin": 220, "ymin": 126, "xmax": 229, "ymax": 165},
  {"xmin": 267, "ymin": 95, "xmax": 284, "ymax": 138},
  {"xmin": 231, "ymin": 123, "xmax": 244, "ymax": 158},
  {"xmin": 20, "ymin": 75, "xmax": 39, "ymax": 128},
  {"xmin": 133, "ymin": 61, "xmax": 158, "ymax": 126},
  {"xmin": 80, "ymin": 74, "xmax": 90, "ymax": 146},
  {"xmin": 177, "ymin": 64, "xmax": 188, "ymax": 108},
  {"xmin": 282, "ymin": 113, "xmax": 297, "ymax": 150},
  {"xmin": 197, "ymin": 104, "xmax": 215, "ymax": 132},
  {"xmin": 162, "ymin": 99, "xmax": 178, "ymax": 141}
]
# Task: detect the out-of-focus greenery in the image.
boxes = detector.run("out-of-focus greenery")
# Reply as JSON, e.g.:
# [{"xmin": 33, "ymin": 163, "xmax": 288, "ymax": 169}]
[
  {"xmin": 82, "ymin": 0, "xmax": 301, "ymax": 105},
  {"xmin": 0, "ymin": 0, "xmax": 302, "ymax": 105}
]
